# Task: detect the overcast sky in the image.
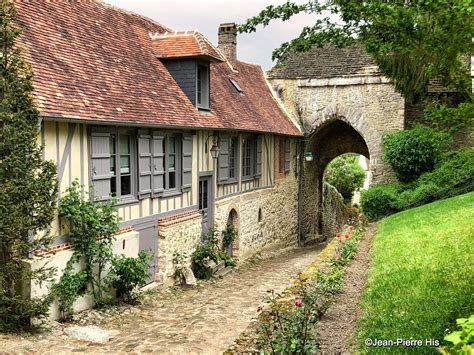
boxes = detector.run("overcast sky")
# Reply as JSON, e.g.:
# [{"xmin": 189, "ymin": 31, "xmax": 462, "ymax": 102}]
[{"xmin": 105, "ymin": 0, "xmax": 317, "ymax": 70}]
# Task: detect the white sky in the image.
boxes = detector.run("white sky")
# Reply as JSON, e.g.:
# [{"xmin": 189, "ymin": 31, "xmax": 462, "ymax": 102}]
[{"xmin": 105, "ymin": 0, "xmax": 318, "ymax": 70}]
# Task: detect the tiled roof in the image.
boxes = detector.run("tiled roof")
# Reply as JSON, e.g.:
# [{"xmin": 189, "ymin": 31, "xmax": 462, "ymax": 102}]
[
  {"xmin": 152, "ymin": 31, "xmax": 224, "ymax": 62},
  {"xmin": 14, "ymin": 1, "xmax": 300, "ymax": 136},
  {"xmin": 268, "ymin": 43, "xmax": 379, "ymax": 79}
]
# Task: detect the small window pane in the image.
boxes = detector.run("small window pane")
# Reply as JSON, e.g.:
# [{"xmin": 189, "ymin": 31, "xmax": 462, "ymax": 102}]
[
  {"xmin": 168, "ymin": 137, "xmax": 175, "ymax": 154},
  {"xmin": 110, "ymin": 135, "xmax": 116, "ymax": 154},
  {"xmin": 169, "ymin": 171, "xmax": 176, "ymax": 189},
  {"xmin": 121, "ymin": 175, "xmax": 131, "ymax": 196},
  {"xmin": 120, "ymin": 156, "xmax": 130, "ymax": 174},
  {"xmin": 111, "ymin": 176, "xmax": 117, "ymax": 196},
  {"xmin": 119, "ymin": 135, "xmax": 130, "ymax": 154},
  {"xmin": 110, "ymin": 157, "xmax": 116, "ymax": 176}
]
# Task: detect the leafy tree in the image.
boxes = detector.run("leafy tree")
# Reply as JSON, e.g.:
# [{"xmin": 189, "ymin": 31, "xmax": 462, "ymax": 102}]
[
  {"xmin": 0, "ymin": 1, "xmax": 58, "ymax": 330},
  {"xmin": 239, "ymin": 0, "xmax": 473, "ymax": 102},
  {"xmin": 324, "ymin": 154, "xmax": 366, "ymax": 203}
]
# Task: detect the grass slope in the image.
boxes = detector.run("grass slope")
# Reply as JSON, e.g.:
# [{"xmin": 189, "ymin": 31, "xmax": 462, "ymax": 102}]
[{"xmin": 358, "ymin": 192, "xmax": 474, "ymax": 354}]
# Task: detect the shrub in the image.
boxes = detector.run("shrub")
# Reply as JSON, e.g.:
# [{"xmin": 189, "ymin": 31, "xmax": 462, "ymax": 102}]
[
  {"xmin": 360, "ymin": 184, "xmax": 400, "ymax": 220},
  {"xmin": 441, "ymin": 315, "xmax": 474, "ymax": 354},
  {"xmin": 383, "ymin": 125, "xmax": 448, "ymax": 182},
  {"xmin": 191, "ymin": 243, "xmax": 218, "ymax": 280},
  {"xmin": 361, "ymin": 149, "xmax": 474, "ymax": 220},
  {"xmin": 108, "ymin": 251, "xmax": 151, "ymax": 303},
  {"xmin": 324, "ymin": 154, "xmax": 366, "ymax": 203},
  {"xmin": 217, "ymin": 252, "xmax": 236, "ymax": 267}
]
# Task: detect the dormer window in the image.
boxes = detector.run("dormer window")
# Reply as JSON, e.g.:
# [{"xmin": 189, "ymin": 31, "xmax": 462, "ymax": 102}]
[{"xmin": 197, "ymin": 63, "xmax": 210, "ymax": 109}]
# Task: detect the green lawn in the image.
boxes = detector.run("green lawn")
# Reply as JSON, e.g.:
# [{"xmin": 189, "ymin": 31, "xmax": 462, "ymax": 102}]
[{"xmin": 357, "ymin": 192, "xmax": 474, "ymax": 354}]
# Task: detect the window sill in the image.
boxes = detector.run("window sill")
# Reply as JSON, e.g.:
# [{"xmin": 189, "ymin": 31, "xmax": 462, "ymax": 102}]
[
  {"xmin": 241, "ymin": 176, "xmax": 255, "ymax": 182},
  {"xmin": 197, "ymin": 106, "xmax": 211, "ymax": 112},
  {"xmin": 218, "ymin": 179, "xmax": 238, "ymax": 186},
  {"xmin": 113, "ymin": 196, "xmax": 139, "ymax": 207},
  {"xmin": 162, "ymin": 189, "xmax": 182, "ymax": 198}
]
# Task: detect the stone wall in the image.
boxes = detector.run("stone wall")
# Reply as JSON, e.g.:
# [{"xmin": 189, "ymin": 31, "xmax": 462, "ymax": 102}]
[
  {"xmin": 214, "ymin": 155, "xmax": 299, "ymax": 260},
  {"xmin": 269, "ymin": 77, "xmax": 404, "ymax": 185},
  {"xmin": 156, "ymin": 211, "xmax": 203, "ymax": 285}
]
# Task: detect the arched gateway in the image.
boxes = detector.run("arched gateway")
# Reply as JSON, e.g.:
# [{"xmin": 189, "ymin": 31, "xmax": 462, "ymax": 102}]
[{"xmin": 267, "ymin": 43, "xmax": 406, "ymax": 240}]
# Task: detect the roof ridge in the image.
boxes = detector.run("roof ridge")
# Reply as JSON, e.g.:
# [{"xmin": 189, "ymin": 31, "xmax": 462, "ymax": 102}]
[{"xmin": 99, "ymin": 0, "xmax": 173, "ymax": 32}]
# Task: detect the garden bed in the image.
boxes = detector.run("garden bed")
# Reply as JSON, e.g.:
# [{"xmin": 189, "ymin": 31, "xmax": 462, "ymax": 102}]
[{"xmin": 226, "ymin": 221, "xmax": 368, "ymax": 353}]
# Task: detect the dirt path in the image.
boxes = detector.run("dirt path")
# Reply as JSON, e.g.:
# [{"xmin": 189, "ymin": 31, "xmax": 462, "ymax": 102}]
[
  {"xmin": 315, "ymin": 223, "xmax": 376, "ymax": 354},
  {"xmin": 1, "ymin": 245, "xmax": 324, "ymax": 354}
]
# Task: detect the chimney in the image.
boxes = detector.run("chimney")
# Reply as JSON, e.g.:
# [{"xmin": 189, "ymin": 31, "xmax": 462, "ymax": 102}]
[{"xmin": 218, "ymin": 23, "xmax": 237, "ymax": 68}]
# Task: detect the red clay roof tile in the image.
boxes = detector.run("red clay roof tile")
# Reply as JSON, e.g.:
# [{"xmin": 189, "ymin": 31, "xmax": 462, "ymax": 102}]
[
  {"xmin": 152, "ymin": 31, "xmax": 224, "ymax": 62},
  {"xmin": 14, "ymin": 1, "xmax": 300, "ymax": 136}
]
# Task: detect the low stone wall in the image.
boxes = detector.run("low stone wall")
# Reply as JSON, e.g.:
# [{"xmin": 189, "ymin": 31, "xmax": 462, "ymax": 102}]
[
  {"xmin": 322, "ymin": 182, "xmax": 353, "ymax": 239},
  {"xmin": 29, "ymin": 230, "xmax": 139, "ymax": 320},
  {"xmin": 156, "ymin": 211, "xmax": 203, "ymax": 285}
]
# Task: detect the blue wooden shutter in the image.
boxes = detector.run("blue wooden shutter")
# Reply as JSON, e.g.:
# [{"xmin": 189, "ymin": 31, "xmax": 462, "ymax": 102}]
[
  {"xmin": 90, "ymin": 132, "xmax": 111, "ymax": 199},
  {"xmin": 256, "ymin": 135, "xmax": 263, "ymax": 177},
  {"xmin": 284, "ymin": 138, "xmax": 291, "ymax": 173},
  {"xmin": 152, "ymin": 132, "xmax": 165, "ymax": 195},
  {"xmin": 181, "ymin": 133, "xmax": 193, "ymax": 191},
  {"xmin": 138, "ymin": 130, "xmax": 152, "ymax": 198},
  {"xmin": 218, "ymin": 134, "xmax": 229, "ymax": 183}
]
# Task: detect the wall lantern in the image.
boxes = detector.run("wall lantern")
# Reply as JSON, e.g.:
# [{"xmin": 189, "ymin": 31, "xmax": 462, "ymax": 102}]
[
  {"xmin": 205, "ymin": 135, "xmax": 220, "ymax": 160},
  {"xmin": 304, "ymin": 151, "xmax": 313, "ymax": 162}
]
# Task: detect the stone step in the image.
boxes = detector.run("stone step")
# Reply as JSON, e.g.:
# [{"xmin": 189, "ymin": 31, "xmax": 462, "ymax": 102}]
[
  {"xmin": 215, "ymin": 266, "xmax": 233, "ymax": 278},
  {"xmin": 214, "ymin": 260, "xmax": 226, "ymax": 273}
]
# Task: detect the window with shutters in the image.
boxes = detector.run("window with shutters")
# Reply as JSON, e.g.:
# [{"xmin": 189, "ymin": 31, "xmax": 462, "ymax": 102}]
[
  {"xmin": 90, "ymin": 127, "xmax": 135, "ymax": 201},
  {"xmin": 241, "ymin": 135, "xmax": 262, "ymax": 180},
  {"xmin": 163, "ymin": 134, "xmax": 181, "ymax": 193},
  {"xmin": 278, "ymin": 138, "xmax": 285, "ymax": 174},
  {"xmin": 284, "ymin": 139, "xmax": 291, "ymax": 173},
  {"xmin": 228, "ymin": 137, "xmax": 237, "ymax": 179},
  {"xmin": 242, "ymin": 138, "xmax": 253, "ymax": 179}
]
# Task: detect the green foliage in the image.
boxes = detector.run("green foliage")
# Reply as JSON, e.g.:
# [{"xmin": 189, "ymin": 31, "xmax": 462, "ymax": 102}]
[
  {"xmin": 217, "ymin": 252, "xmax": 236, "ymax": 267},
  {"xmin": 256, "ymin": 288, "xmax": 318, "ymax": 354},
  {"xmin": 324, "ymin": 154, "xmax": 366, "ymax": 203},
  {"xmin": 424, "ymin": 97, "xmax": 474, "ymax": 136},
  {"xmin": 360, "ymin": 184, "xmax": 400, "ymax": 220},
  {"xmin": 255, "ymin": 223, "xmax": 365, "ymax": 353},
  {"xmin": 0, "ymin": 1, "xmax": 58, "ymax": 331},
  {"xmin": 441, "ymin": 315, "xmax": 474, "ymax": 354},
  {"xmin": 191, "ymin": 227, "xmax": 237, "ymax": 279},
  {"xmin": 383, "ymin": 125, "xmax": 448, "ymax": 182},
  {"xmin": 239, "ymin": 0, "xmax": 473, "ymax": 101},
  {"xmin": 358, "ymin": 193, "xmax": 474, "ymax": 354},
  {"xmin": 54, "ymin": 180, "xmax": 120, "ymax": 318},
  {"xmin": 172, "ymin": 251, "xmax": 188, "ymax": 285},
  {"xmin": 51, "ymin": 261, "xmax": 87, "ymax": 320},
  {"xmin": 221, "ymin": 225, "xmax": 237, "ymax": 251},
  {"xmin": 191, "ymin": 243, "xmax": 218, "ymax": 280},
  {"xmin": 361, "ymin": 149, "xmax": 474, "ymax": 220},
  {"xmin": 108, "ymin": 250, "xmax": 151, "ymax": 303}
]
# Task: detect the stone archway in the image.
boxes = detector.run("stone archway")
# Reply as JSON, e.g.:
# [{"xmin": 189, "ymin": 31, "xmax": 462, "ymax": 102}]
[{"xmin": 300, "ymin": 116, "xmax": 373, "ymax": 241}]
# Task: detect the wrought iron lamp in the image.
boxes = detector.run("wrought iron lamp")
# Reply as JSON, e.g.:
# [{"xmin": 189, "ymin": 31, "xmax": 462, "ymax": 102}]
[{"xmin": 205, "ymin": 135, "xmax": 220, "ymax": 160}]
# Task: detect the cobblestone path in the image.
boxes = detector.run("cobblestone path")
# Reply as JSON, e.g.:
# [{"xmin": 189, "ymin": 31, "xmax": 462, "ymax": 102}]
[{"xmin": 1, "ymin": 245, "xmax": 322, "ymax": 354}]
